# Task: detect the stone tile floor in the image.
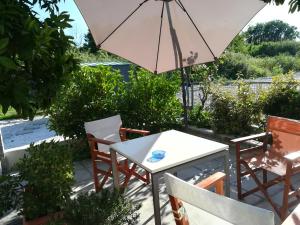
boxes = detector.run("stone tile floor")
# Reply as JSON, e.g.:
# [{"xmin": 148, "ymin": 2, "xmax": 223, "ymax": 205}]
[{"xmin": 1, "ymin": 147, "xmax": 298, "ymax": 225}]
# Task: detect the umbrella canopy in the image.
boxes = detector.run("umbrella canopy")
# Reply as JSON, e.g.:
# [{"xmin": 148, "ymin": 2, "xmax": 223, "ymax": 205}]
[
  {"xmin": 74, "ymin": 0, "xmax": 266, "ymax": 128},
  {"xmin": 74, "ymin": 0, "xmax": 265, "ymax": 74}
]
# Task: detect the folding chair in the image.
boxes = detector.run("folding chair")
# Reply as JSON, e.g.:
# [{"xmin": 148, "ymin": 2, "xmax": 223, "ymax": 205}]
[
  {"xmin": 165, "ymin": 172, "xmax": 300, "ymax": 225},
  {"xmin": 231, "ymin": 116, "xmax": 300, "ymax": 220},
  {"xmin": 84, "ymin": 115, "xmax": 150, "ymax": 192}
]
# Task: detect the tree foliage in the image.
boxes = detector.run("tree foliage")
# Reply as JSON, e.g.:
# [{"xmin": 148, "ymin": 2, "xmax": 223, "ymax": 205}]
[
  {"xmin": 81, "ymin": 29, "xmax": 98, "ymax": 54},
  {"xmin": 245, "ymin": 20, "xmax": 299, "ymax": 44},
  {"xmin": 262, "ymin": 0, "xmax": 300, "ymax": 13},
  {"xmin": 0, "ymin": 0, "xmax": 78, "ymax": 119}
]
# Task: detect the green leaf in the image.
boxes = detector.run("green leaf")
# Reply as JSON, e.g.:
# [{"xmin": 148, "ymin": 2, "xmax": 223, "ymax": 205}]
[
  {"xmin": 0, "ymin": 56, "xmax": 17, "ymax": 70},
  {"xmin": 0, "ymin": 38, "xmax": 9, "ymax": 51},
  {"xmin": 1, "ymin": 103, "xmax": 9, "ymax": 115}
]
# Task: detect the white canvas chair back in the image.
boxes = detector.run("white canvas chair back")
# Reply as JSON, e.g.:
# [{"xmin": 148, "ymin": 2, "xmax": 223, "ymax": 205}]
[
  {"xmin": 164, "ymin": 173, "xmax": 275, "ymax": 225},
  {"xmin": 84, "ymin": 115, "xmax": 122, "ymax": 152}
]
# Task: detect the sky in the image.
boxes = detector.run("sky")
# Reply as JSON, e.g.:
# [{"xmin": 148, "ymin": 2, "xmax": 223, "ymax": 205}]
[{"xmin": 43, "ymin": 0, "xmax": 300, "ymax": 45}]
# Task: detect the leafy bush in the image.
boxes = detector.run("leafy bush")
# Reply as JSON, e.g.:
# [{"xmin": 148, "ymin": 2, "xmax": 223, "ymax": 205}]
[
  {"xmin": 48, "ymin": 65, "xmax": 125, "ymax": 138},
  {"xmin": 218, "ymin": 52, "xmax": 300, "ymax": 79},
  {"xmin": 188, "ymin": 105, "xmax": 212, "ymax": 129},
  {"xmin": 67, "ymin": 138, "xmax": 90, "ymax": 161},
  {"xmin": 16, "ymin": 141, "xmax": 74, "ymax": 220},
  {"xmin": 0, "ymin": 174, "xmax": 20, "ymax": 217},
  {"xmin": 62, "ymin": 190, "xmax": 140, "ymax": 225},
  {"xmin": 210, "ymin": 81, "xmax": 262, "ymax": 135},
  {"xmin": 120, "ymin": 68, "xmax": 182, "ymax": 133},
  {"xmin": 249, "ymin": 41, "xmax": 300, "ymax": 57},
  {"xmin": 69, "ymin": 47, "xmax": 124, "ymax": 63},
  {"xmin": 272, "ymin": 55, "xmax": 300, "ymax": 73},
  {"xmin": 46, "ymin": 190, "xmax": 140, "ymax": 225},
  {"xmin": 218, "ymin": 52, "xmax": 267, "ymax": 79},
  {"xmin": 261, "ymin": 73, "xmax": 300, "ymax": 120}
]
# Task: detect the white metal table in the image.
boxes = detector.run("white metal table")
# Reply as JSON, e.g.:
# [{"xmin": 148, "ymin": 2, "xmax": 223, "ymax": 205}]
[{"xmin": 110, "ymin": 130, "xmax": 229, "ymax": 225}]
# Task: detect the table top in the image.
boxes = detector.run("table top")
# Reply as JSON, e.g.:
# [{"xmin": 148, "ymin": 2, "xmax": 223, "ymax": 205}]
[{"xmin": 110, "ymin": 130, "xmax": 229, "ymax": 173}]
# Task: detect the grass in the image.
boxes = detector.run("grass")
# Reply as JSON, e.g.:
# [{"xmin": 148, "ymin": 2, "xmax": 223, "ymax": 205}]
[{"xmin": 0, "ymin": 107, "xmax": 19, "ymax": 120}]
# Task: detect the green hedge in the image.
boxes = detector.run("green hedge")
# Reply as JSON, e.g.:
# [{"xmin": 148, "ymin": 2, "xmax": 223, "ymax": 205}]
[
  {"xmin": 206, "ymin": 74, "xmax": 300, "ymax": 135},
  {"xmin": 209, "ymin": 81, "xmax": 263, "ymax": 135},
  {"xmin": 218, "ymin": 52, "xmax": 300, "ymax": 80},
  {"xmin": 249, "ymin": 41, "xmax": 300, "ymax": 57},
  {"xmin": 188, "ymin": 105, "xmax": 212, "ymax": 129},
  {"xmin": 261, "ymin": 73, "xmax": 300, "ymax": 120},
  {"xmin": 48, "ymin": 66, "xmax": 124, "ymax": 138},
  {"xmin": 49, "ymin": 66, "xmax": 183, "ymax": 138},
  {"xmin": 120, "ymin": 69, "xmax": 182, "ymax": 133}
]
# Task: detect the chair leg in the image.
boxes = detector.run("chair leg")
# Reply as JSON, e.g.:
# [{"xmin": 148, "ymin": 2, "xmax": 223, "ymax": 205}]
[
  {"xmin": 93, "ymin": 162, "xmax": 101, "ymax": 192},
  {"xmin": 98, "ymin": 166, "xmax": 112, "ymax": 191},
  {"xmin": 122, "ymin": 163, "xmax": 137, "ymax": 188},
  {"xmin": 145, "ymin": 171, "xmax": 150, "ymax": 184},
  {"xmin": 290, "ymin": 184, "xmax": 300, "ymax": 200},
  {"xmin": 235, "ymin": 143, "xmax": 243, "ymax": 200},
  {"xmin": 280, "ymin": 162, "xmax": 293, "ymax": 220},
  {"xmin": 243, "ymin": 162, "xmax": 281, "ymax": 216},
  {"xmin": 169, "ymin": 195, "xmax": 189, "ymax": 225},
  {"xmin": 263, "ymin": 169, "xmax": 268, "ymax": 185},
  {"xmin": 120, "ymin": 162, "xmax": 150, "ymax": 187}
]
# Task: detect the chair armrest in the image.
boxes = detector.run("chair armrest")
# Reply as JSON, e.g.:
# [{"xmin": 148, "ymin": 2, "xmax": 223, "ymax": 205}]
[
  {"xmin": 231, "ymin": 132, "xmax": 270, "ymax": 144},
  {"xmin": 196, "ymin": 172, "xmax": 226, "ymax": 195},
  {"xmin": 282, "ymin": 203, "xmax": 300, "ymax": 225},
  {"xmin": 120, "ymin": 127, "xmax": 150, "ymax": 136},
  {"xmin": 284, "ymin": 150, "xmax": 300, "ymax": 161}
]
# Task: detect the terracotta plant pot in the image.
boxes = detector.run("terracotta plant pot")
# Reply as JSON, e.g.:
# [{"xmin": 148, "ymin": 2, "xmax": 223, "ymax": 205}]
[{"xmin": 23, "ymin": 211, "xmax": 63, "ymax": 225}]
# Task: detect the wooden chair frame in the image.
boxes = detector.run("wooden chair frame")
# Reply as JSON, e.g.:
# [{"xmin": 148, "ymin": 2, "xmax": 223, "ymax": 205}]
[
  {"xmin": 232, "ymin": 116, "xmax": 300, "ymax": 220},
  {"xmin": 87, "ymin": 127, "xmax": 150, "ymax": 192},
  {"xmin": 168, "ymin": 172, "xmax": 226, "ymax": 225}
]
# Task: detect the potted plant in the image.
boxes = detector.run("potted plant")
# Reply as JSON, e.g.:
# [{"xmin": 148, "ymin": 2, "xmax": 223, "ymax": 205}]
[{"xmin": 14, "ymin": 141, "xmax": 74, "ymax": 225}]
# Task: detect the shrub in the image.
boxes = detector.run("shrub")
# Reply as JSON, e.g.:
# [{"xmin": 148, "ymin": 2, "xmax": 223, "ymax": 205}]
[
  {"xmin": 120, "ymin": 68, "xmax": 183, "ymax": 133},
  {"xmin": 218, "ymin": 52, "xmax": 269, "ymax": 79},
  {"xmin": 261, "ymin": 73, "xmax": 300, "ymax": 120},
  {"xmin": 188, "ymin": 105, "xmax": 212, "ymax": 129},
  {"xmin": 218, "ymin": 52, "xmax": 300, "ymax": 80},
  {"xmin": 48, "ymin": 66, "xmax": 125, "ymax": 138},
  {"xmin": 16, "ymin": 141, "xmax": 74, "ymax": 220},
  {"xmin": 273, "ymin": 55, "xmax": 300, "ymax": 73},
  {"xmin": 0, "ymin": 174, "xmax": 20, "ymax": 217},
  {"xmin": 62, "ymin": 190, "xmax": 140, "ymax": 225},
  {"xmin": 249, "ymin": 41, "xmax": 300, "ymax": 57},
  {"xmin": 210, "ymin": 81, "xmax": 262, "ymax": 135}
]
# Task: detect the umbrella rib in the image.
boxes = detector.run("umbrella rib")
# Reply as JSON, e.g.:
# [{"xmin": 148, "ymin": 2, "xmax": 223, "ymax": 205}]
[
  {"xmin": 97, "ymin": 0, "xmax": 150, "ymax": 48},
  {"xmin": 176, "ymin": 0, "xmax": 217, "ymax": 60},
  {"xmin": 155, "ymin": 2, "xmax": 165, "ymax": 74}
]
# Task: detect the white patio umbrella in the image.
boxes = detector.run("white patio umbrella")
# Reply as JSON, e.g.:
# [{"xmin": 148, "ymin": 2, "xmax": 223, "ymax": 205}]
[{"xmin": 74, "ymin": 0, "xmax": 266, "ymax": 126}]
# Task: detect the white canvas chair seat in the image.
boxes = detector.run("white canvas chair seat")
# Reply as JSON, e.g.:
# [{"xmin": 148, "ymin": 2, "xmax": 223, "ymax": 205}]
[
  {"xmin": 164, "ymin": 173, "xmax": 275, "ymax": 225},
  {"xmin": 84, "ymin": 115, "xmax": 125, "ymax": 161}
]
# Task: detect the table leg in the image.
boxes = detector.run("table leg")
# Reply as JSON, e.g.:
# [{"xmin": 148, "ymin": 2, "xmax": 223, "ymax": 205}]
[
  {"xmin": 151, "ymin": 173, "xmax": 161, "ymax": 225},
  {"xmin": 110, "ymin": 148, "xmax": 120, "ymax": 189},
  {"xmin": 224, "ymin": 150, "xmax": 230, "ymax": 197}
]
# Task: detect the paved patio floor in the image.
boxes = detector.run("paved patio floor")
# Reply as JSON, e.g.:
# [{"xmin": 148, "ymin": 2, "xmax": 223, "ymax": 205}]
[{"xmin": 2, "ymin": 142, "xmax": 300, "ymax": 225}]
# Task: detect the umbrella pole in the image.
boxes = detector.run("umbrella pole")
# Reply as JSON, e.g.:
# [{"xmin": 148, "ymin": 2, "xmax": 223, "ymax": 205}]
[{"xmin": 180, "ymin": 67, "xmax": 188, "ymax": 128}]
